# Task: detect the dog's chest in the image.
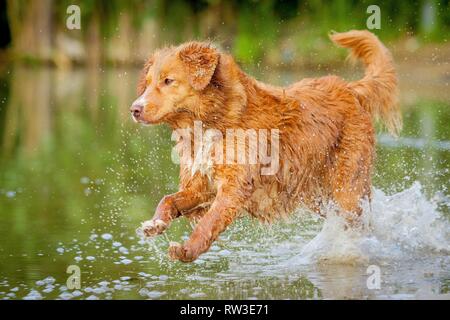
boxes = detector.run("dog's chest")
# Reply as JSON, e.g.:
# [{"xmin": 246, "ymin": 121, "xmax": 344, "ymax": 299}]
[{"xmin": 175, "ymin": 131, "xmax": 219, "ymax": 181}]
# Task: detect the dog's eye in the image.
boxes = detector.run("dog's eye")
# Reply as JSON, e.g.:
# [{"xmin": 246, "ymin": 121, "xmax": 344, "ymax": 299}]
[{"xmin": 164, "ymin": 78, "xmax": 174, "ymax": 85}]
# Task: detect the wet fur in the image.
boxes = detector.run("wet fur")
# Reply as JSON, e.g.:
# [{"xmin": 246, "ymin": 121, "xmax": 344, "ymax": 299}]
[{"xmin": 133, "ymin": 30, "xmax": 401, "ymax": 262}]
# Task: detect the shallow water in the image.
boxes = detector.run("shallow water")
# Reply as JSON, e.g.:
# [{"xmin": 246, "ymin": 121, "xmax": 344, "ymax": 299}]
[{"xmin": 0, "ymin": 66, "xmax": 449, "ymax": 300}]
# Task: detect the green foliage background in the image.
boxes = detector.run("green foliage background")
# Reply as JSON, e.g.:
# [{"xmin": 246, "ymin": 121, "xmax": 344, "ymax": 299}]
[{"xmin": 4, "ymin": 0, "xmax": 450, "ymax": 64}]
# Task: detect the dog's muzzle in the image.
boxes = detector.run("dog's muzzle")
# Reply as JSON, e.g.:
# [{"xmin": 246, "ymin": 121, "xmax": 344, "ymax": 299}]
[{"xmin": 130, "ymin": 102, "xmax": 143, "ymax": 122}]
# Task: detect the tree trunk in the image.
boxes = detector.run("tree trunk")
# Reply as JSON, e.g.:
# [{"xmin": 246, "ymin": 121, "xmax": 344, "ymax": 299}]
[{"xmin": 7, "ymin": 0, "xmax": 53, "ymax": 62}]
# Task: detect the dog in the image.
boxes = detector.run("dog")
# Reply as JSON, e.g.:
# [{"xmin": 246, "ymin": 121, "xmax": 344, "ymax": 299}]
[{"xmin": 131, "ymin": 30, "xmax": 401, "ymax": 262}]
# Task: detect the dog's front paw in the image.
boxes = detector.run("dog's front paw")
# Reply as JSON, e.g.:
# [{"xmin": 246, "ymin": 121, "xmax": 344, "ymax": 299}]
[
  {"xmin": 140, "ymin": 219, "xmax": 167, "ymax": 237},
  {"xmin": 168, "ymin": 242, "xmax": 199, "ymax": 263}
]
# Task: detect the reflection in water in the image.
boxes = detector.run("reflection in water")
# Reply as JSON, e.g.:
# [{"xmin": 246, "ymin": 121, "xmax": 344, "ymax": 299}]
[{"xmin": 0, "ymin": 66, "xmax": 449, "ymax": 300}]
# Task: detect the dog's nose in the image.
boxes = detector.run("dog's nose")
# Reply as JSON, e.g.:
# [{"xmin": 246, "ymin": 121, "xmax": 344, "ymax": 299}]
[{"xmin": 130, "ymin": 103, "xmax": 143, "ymax": 118}]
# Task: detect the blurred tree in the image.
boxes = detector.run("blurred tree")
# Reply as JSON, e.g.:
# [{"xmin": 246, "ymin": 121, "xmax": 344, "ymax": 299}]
[{"xmin": 2, "ymin": 0, "xmax": 449, "ymax": 65}]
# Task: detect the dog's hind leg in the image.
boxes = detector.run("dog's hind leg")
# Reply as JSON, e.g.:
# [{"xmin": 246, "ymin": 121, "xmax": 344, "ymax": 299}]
[{"xmin": 329, "ymin": 125, "xmax": 374, "ymax": 224}]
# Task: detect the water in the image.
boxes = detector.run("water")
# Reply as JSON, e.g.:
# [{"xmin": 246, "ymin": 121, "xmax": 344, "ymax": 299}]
[{"xmin": 0, "ymin": 65, "xmax": 449, "ymax": 300}]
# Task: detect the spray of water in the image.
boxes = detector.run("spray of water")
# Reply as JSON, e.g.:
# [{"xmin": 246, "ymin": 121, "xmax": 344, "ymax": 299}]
[
  {"xmin": 136, "ymin": 181, "xmax": 449, "ymax": 269},
  {"xmin": 280, "ymin": 182, "xmax": 450, "ymax": 267}
]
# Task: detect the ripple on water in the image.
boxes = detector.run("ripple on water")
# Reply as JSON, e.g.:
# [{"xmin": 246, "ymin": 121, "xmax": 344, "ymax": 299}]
[{"xmin": 1, "ymin": 181, "xmax": 449, "ymax": 300}]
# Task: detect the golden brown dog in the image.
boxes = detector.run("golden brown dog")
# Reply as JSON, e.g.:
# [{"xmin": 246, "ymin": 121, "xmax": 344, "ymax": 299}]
[{"xmin": 131, "ymin": 30, "xmax": 401, "ymax": 262}]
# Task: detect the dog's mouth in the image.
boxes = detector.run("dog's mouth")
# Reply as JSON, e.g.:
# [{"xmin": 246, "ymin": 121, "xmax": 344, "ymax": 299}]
[
  {"xmin": 131, "ymin": 112, "xmax": 166, "ymax": 126},
  {"xmin": 132, "ymin": 116, "xmax": 155, "ymax": 126}
]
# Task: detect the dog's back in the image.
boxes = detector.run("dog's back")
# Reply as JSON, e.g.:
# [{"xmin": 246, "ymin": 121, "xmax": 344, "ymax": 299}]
[{"xmin": 246, "ymin": 31, "xmax": 401, "ymax": 221}]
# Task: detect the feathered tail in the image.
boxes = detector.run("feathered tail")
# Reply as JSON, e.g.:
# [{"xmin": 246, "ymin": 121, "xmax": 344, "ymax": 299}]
[{"xmin": 330, "ymin": 30, "xmax": 402, "ymax": 136}]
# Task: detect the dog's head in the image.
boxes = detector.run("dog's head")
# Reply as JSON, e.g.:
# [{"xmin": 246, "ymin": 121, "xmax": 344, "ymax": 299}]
[{"xmin": 130, "ymin": 42, "xmax": 220, "ymax": 126}]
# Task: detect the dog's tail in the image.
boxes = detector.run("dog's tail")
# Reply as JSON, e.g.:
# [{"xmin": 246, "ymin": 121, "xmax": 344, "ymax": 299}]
[{"xmin": 330, "ymin": 30, "xmax": 401, "ymax": 136}]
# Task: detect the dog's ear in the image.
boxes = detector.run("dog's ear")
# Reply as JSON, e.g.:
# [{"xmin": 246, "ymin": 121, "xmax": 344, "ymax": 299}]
[
  {"xmin": 178, "ymin": 42, "xmax": 219, "ymax": 91},
  {"xmin": 137, "ymin": 56, "xmax": 154, "ymax": 95}
]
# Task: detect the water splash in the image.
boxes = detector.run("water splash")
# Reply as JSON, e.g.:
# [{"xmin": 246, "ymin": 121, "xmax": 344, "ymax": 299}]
[
  {"xmin": 135, "ymin": 181, "xmax": 449, "ymax": 271},
  {"xmin": 283, "ymin": 181, "xmax": 450, "ymax": 267},
  {"xmin": 2, "ymin": 182, "xmax": 448, "ymax": 300}
]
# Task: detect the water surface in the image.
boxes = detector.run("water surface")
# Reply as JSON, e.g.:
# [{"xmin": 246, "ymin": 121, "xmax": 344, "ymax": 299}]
[{"xmin": 0, "ymin": 66, "xmax": 449, "ymax": 300}]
